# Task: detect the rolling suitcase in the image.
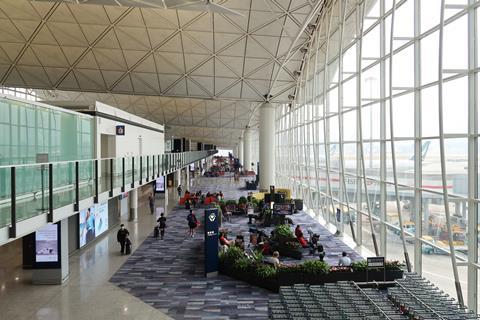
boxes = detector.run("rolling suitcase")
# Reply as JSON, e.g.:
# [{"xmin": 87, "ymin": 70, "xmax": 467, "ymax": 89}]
[{"xmin": 153, "ymin": 226, "xmax": 160, "ymax": 238}]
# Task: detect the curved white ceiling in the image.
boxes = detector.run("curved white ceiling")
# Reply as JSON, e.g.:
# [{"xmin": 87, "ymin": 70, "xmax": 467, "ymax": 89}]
[{"xmin": 0, "ymin": 0, "xmax": 321, "ymax": 146}]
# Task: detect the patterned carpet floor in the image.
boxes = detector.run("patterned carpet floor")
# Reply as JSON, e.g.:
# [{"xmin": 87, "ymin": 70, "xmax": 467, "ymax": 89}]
[{"xmin": 110, "ymin": 177, "xmax": 361, "ymax": 319}]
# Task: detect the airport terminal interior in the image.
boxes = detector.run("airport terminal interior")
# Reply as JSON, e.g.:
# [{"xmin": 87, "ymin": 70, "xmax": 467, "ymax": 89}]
[{"xmin": 1, "ymin": 0, "xmax": 480, "ymax": 319}]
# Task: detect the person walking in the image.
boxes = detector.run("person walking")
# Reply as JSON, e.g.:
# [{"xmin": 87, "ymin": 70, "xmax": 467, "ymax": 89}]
[
  {"xmin": 117, "ymin": 224, "xmax": 130, "ymax": 254},
  {"xmin": 157, "ymin": 213, "xmax": 166, "ymax": 240},
  {"xmin": 149, "ymin": 192, "xmax": 155, "ymax": 215},
  {"xmin": 187, "ymin": 209, "xmax": 198, "ymax": 238},
  {"xmin": 177, "ymin": 184, "xmax": 183, "ymax": 197}
]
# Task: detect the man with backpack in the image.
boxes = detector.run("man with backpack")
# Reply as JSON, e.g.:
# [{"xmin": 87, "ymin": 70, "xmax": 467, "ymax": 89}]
[
  {"xmin": 117, "ymin": 224, "xmax": 130, "ymax": 254},
  {"xmin": 157, "ymin": 213, "xmax": 166, "ymax": 240},
  {"xmin": 187, "ymin": 209, "xmax": 198, "ymax": 238}
]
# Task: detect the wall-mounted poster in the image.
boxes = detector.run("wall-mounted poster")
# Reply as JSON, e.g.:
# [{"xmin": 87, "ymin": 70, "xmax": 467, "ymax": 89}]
[
  {"xmin": 79, "ymin": 202, "xmax": 109, "ymax": 247},
  {"xmin": 35, "ymin": 224, "xmax": 59, "ymax": 263},
  {"xmin": 95, "ymin": 202, "xmax": 109, "ymax": 237}
]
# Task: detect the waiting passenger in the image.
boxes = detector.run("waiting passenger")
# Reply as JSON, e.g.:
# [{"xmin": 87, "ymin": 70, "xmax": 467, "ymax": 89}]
[
  {"xmin": 235, "ymin": 235, "xmax": 245, "ymax": 250},
  {"xmin": 309, "ymin": 234, "xmax": 320, "ymax": 255},
  {"xmin": 338, "ymin": 251, "xmax": 352, "ymax": 266},
  {"xmin": 318, "ymin": 245, "xmax": 325, "ymax": 262},
  {"xmin": 295, "ymin": 225, "xmax": 308, "ymax": 248},
  {"xmin": 219, "ymin": 232, "xmax": 234, "ymax": 246},
  {"xmin": 264, "ymin": 251, "xmax": 281, "ymax": 268}
]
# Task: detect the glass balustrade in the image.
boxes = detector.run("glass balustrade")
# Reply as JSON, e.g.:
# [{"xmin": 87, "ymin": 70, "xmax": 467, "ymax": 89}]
[{"xmin": 0, "ymin": 150, "xmax": 216, "ymax": 232}]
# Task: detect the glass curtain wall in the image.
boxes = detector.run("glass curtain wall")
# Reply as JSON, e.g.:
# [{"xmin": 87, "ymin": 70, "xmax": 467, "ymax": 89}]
[
  {"xmin": 275, "ymin": 0, "xmax": 480, "ymax": 312},
  {"xmin": 0, "ymin": 97, "xmax": 94, "ymax": 199}
]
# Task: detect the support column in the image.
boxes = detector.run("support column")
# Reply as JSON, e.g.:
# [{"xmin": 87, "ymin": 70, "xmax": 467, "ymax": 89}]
[
  {"xmin": 259, "ymin": 102, "xmax": 276, "ymax": 190},
  {"xmin": 185, "ymin": 167, "xmax": 190, "ymax": 190},
  {"xmin": 244, "ymin": 128, "xmax": 252, "ymax": 171},
  {"xmin": 176, "ymin": 169, "xmax": 182, "ymax": 188},
  {"xmin": 239, "ymin": 138, "xmax": 244, "ymax": 168},
  {"xmin": 129, "ymin": 188, "xmax": 138, "ymax": 221}
]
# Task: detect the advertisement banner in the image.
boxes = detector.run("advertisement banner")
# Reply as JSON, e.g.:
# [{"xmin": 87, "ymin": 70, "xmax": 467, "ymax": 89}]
[
  {"xmin": 95, "ymin": 202, "xmax": 109, "ymax": 237},
  {"xmin": 79, "ymin": 202, "xmax": 109, "ymax": 247},
  {"xmin": 35, "ymin": 224, "xmax": 59, "ymax": 263},
  {"xmin": 155, "ymin": 176, "xmax": 165, "ymax": 193},
  {"xmin": 204, "ymin": 208, "xmax": 219, "ymax": 277}
]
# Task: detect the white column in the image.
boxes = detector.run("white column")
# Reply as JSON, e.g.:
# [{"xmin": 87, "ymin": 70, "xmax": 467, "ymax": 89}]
[
  {"xmin": 244, "ymin": 128, "xmax": 252, "ymax": 171},
  {"xmin": 176, "ymin": 169, "xmax": 182, "ymax": 187},
  {"xmin": 259, "ymin": 102, "xmax": 276, "ymax": 190},
  {"xmin": 163, "ymin": 182, "xmax": 169, "ymax": 216},
  {"xmin": 129, "ymin": 188, "xmax": 138, "ymax": 221},
  {"xmin": 239, "ymin": 138, "xmax": 244, "ymax": 168}
]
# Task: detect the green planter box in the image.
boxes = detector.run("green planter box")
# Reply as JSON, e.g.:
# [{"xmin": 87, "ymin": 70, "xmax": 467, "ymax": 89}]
[{"xmin": 220, "ymin": 263, "xmax": 403, "ymax": 292}]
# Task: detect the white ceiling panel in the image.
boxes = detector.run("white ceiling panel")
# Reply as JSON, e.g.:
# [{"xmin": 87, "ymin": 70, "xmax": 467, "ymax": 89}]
[{"xmin": 2, "ymin": 0, "xmax": 325, "ymax": 146}]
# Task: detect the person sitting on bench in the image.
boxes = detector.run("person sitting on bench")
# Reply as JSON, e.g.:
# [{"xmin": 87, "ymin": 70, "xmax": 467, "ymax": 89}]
[
  {"xmin": 309, "ymin": 234, "xmax": 320, "ymax": 255},
  {"xmin": 264, "ymin": 251, "xmax": 281, "ymax": 268},
  {"xmin": 219, "ymin": 232, "xmax": 234, "ymax": 247},
  {"xmin": 235, "ymin": 235, "xmax": 245, "ymax": 250},
  {"xmin": 318, "ymin": 245, "xmax": 326, "ymax": 262},
  {"xmin": 295, "ymin": 225, "xmax": 308, "ymax": 248}
]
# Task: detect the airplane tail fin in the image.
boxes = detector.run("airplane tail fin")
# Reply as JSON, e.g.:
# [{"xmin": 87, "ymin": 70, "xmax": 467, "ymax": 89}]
[{"xmin": 410, "ymin": 141, "xmax": 431, "ymax": 161}]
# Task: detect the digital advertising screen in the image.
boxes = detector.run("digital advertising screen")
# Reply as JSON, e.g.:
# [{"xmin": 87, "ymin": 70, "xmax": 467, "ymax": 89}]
[
  {"xmin": 79, "ymin": 202, "xmax": 109, "ymax": 248},
  {"xmin": 94, "ymin": 202, "xmax": 109, "ymax": 237},
  {"xmin": 35, "ymin": 224, "xmax": 59, "ymax": 263},
  {"xmin": 155, "ymin": 176, "xmax": 165, "ymax": 193}
]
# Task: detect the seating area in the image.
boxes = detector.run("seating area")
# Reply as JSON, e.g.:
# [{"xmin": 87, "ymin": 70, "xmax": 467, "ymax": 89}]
[
  {"xmin": 389, "ymin": 274, "xmax": 479, "ymax": 319},
  {"xmin": 269, "ymin": 275, "xmax": 479, "ymax": 320},
  {"xmin": 270, "ymin": 282, "xmax": 407, "ymax": 320}
]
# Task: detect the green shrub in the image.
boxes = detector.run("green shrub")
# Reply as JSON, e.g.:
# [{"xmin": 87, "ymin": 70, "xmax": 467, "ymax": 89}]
[
  {"xmin": 351, "ymin": 260, "xmax": 367, "ymax": 272},
  {"xmin": 275, "ymin": 224, "xmax": 295, "ymax": 239},
  {"xmin": 234, "ymin": 257, "xmax": 253, "ymax": 272},
  {"xmin": 250, "ymin": 250, "xmax": 264, "ymax": 263},
  {"xmin": 277, "ymin": 264, "xmax": 303, "ymax": 275},
  {"xmin": 238, "ymin": 196, "xmax": 248, "ymax": 205},
  {"xmin": 256, "ymin": 264, "xmax": 277, "ymax": 279},
  {"xmin": 225, "ymin": 199, "xmax": 237, "ymax": 206},
  {"xmin": 385, "ymin": 260, "xmax": 402, "ymax": 271},
  {"xmin": 219, "ymin": 246, "xmax": 244, "ymax": 265},
  {"xmin": 301, "ymin": 260, "xmax": 330, "ymax": 275}
]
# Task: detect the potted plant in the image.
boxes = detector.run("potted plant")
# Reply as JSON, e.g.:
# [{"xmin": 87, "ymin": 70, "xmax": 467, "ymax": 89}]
[
  {"xmin": 269, "ymin": 225, "xmax": 302, "ymax": 260},
  {"xmin": 238, "ymin": 196, "xmax": 247, "ymax": 205},
  {"xmin": 225, "ymin": 199, "xmax": 237, "ymax": 206}
]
